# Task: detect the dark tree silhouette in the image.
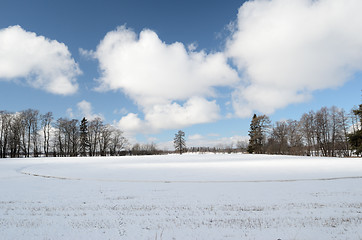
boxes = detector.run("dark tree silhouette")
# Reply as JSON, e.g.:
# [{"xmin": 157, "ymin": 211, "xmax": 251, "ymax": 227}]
[
  {"xmin": 348, "ymin": 104, "xmax": 362, "ymax": 156},
  {"xmin": 79, "ymin": 117, "xmax": 90, "ymax": 156},
  {"xmin": 247, "ymin": 114, "xmax": 271, "ymax": 154}
]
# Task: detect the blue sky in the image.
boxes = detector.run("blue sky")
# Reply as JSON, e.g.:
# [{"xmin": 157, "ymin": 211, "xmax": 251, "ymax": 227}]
[{"xmin": 0, "ymin": 0, "xmax": 361, "ymax": 149}]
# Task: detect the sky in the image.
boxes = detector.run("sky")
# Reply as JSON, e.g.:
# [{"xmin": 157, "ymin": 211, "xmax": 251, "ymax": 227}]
[{"xmin": 0, "ymin": 0, "xmax": 361, "ymax": 149}]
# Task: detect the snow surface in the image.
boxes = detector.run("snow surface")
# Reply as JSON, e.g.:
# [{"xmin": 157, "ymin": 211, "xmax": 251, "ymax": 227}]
[{"xmin": 0, "ymin": 154, "xmax": 362, "ymax": 239}]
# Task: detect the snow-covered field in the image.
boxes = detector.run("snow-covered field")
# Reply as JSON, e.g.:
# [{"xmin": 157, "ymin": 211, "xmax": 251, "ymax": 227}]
[{"xmin": 0, "ymin": 154, "xmax": 361, "ymax": 240}]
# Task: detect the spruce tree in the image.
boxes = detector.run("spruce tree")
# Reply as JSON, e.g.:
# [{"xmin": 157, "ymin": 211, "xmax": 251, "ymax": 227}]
[
  {"xmin": 248, "ymin": 114, "xmax": 259, "ymax": 153},
  {"xmin": 348, "ymin": 104, "xmax": 362, "ymax": 156},
  {"xmin": 247, "ymin": 114, "xmax": 271, "ymax": 154},
  {"xmin": 79, "ymin": 117, "xmax": 90, "ymax": 156}
]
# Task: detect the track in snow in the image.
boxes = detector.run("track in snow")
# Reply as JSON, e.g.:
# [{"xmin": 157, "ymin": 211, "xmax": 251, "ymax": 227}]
[{"xmin": 20, "ymin": 170, "xmax": 362, "ymax": 183}]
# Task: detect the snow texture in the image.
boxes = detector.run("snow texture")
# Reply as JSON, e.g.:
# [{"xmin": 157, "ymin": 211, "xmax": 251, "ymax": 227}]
[{"xmin": 1, "ymin": 154, "xmax": 362, "ymax": 239}]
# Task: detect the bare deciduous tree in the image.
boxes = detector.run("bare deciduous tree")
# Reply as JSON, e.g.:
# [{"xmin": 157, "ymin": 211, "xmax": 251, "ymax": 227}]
[
  {"xmin": 109, "ymin": 127, "xmax": 128, "ymax": 156},
  {"xmin": 89, "ymin": 117, "xmax": 103, "ymax": 156},
  {"xmin": 41, "ymin": 112, "xmax": 53, "ymax": 157},
  {"xmin": 99, "ymin": 124, "xmax": 112, "ymax": 156}
]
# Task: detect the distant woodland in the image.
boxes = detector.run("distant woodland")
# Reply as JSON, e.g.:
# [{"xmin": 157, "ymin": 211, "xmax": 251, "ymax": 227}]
[
  {"xmin": 247, "ymin": 105, "xmax": 361, "ymax": 157},
  {"xmin": 0, "ymin": 103, "xmax": 361, "ymax": 158}
]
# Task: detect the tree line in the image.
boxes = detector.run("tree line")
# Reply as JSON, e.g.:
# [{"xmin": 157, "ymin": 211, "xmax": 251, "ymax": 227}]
[
  {"xmin": 1, "ymin": 103, "xmax": 361, "ymax": 158},
  {"xmin": 0, "ymin": 109, "xmax": 128, "ymax": 158},
  {"xmin": 247, "ymin": 104, "xmax": 362, "ymax": 157}
]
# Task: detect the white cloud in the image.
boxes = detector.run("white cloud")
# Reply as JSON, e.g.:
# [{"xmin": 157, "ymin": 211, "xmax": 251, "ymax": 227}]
[
  {"xmin": 113, "ymin": 107, "xmax": 128, "ymax": 115},
  {"xmin": 187, "ymin": 134, "xmax": 249, "ymax": 148},
  {"xmin": 188, "ymin": 134, "xmax": 203, "ymax": 141},
  {"xmin": 187, "ymin": 42, "xmax": 198, "ymax": 52},
  {"xmin": 66, "ymin": 100, "xmax": 103, "ymax": 120},
  {"xmin": 91, "ymin": 26, "xmax": 239, "ymax": 133},
  {"xmin": 227, "ymin": 0, "xmax": 362, "ymax": 117},
  {"xmin": 157, "ymin": 134, "xmax": 249, "ymax": 151},
  {"xmin": 66, "ymin": 108, "xmax": 74, "ymax": 119},
  {"xmin": 117, "ymin": 113, "xmax": 144, "ymax": 133},
  {"xmin": 77, "ymin": 100, "xmax": 103, "ymax": 121},
  {"xmin": 144, "ymin": 97, "xmax": 220, "ymax": 130},
  {"xmin": 147, "ymin": 137, "xmax": 158, "ymax": 143},
  {"xmin": 0, "ymin": 25, "xmax": 81, "ymax": 95},
  {"xmin": 117, "ymin": 97, "xmax": 220, "ymax": 133}
]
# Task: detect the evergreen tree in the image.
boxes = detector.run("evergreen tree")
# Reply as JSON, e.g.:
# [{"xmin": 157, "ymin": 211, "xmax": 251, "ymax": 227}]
[
  {"xmin": 79, "ymin": 117, "xmax": 90, "ymax": 156},
  {"xmin": 174, "ymin": 130, "xmax": 186, "ymax": 155},
  {"xmin": 247, "ymin": 114, "xmax": 258, "ymax": 153},
  {"xmin": 247, "ymin": 114, "xmax": 271, "ymax": 154},
  {"xmin": 348, "ymin": 104, "xmax": 362, "ymax": 156}
]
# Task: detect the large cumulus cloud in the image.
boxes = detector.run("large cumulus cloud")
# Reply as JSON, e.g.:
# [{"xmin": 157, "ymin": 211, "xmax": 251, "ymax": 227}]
[
  {"xmin": 0, "ymin": 25, "xmax": 81, "ymax": 95},
  {"xmin": 90, "ymin": 26, "xmax": 239, "ymax": 133},
  {"xmin": 88, "ymin": 0, "xmax": 362, "ymax": 134},
  {"xmin": 227, "ymin": 0, "xmax": 362, "ymax": 117}
]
